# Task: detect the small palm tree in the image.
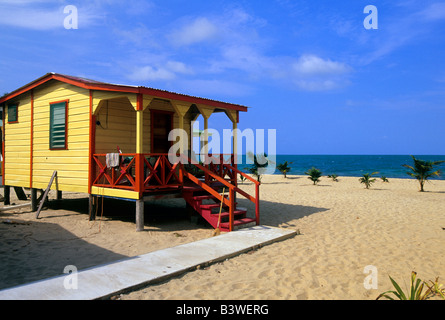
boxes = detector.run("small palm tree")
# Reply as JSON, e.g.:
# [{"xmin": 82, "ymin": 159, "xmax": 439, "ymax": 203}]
[
  {"xmin": 328, "ymin": 174, "xmax": 339, "ymax": 182},
  {"xmin": 402, "ymin": 155, "xmax": 445, "ymax": 192},
  {"xmin": 305, "ymin": 167, "xmax": 322, "ymax": 185},
  {"xmin": 381, "ymin": 176, "xmax": 389, "ymax": 183},
  {"xmin": 277, "ymin": 161, "xmax": 293, "ymax": 178},
  {"xmin": 359, "ymin": 172, "xmax": 378, "ymax": 189},
  {"xmin": 246, "ymin": 152, "xmax": 270, "ymax": 182}
]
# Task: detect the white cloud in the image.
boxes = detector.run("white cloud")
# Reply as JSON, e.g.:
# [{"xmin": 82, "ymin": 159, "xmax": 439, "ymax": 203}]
[
  {"xmin": 0, "ymin": 6, "xmax": 63, "ymax": 30},
  {"xmin": 165, "ymin": 61, "xmax": 193, "ymax": 75},
  {"xmin": 169, "ymin": 17, "xmax": 219, "ymax": 46},
  {"xmin": 358, "ymin": 2, "xmax": 445, "ymax": 65},
  {"xmin": 420, "ymin": 2, "xmax": 445, "ymax": 21},
  {"xmin": 0, "ymin": 1, "xmax": 100, "ymax": 30},
  {"xmin": 120, "ymin": 8, "xmax": 352, "ymax": 93},
  {"xmin": 294, "ymin": 79, "xmax": 340, "ymax": 92},
  {"xmin": 176, "ymin": 79, "xmax": 254, "ymax": 98},
  {"xmin": 280, "ymin": 55, "xmax": 353, "ymax": 91},
  {"xmin": 128, "ymin": 60, "xmax": 193, "ymax": 82},
  {"xmin": 292, "ymin": 55, "xmax": 351, "ymax": 75},
  {"xmin": 129, "ymin": 66, "xmax": 175, "ymax": 82}
]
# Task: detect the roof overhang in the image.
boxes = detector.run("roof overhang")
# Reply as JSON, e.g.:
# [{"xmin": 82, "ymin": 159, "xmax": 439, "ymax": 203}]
[{"xmin": 0, "ymin": 73, "xmax": 249, "ymax": 112}]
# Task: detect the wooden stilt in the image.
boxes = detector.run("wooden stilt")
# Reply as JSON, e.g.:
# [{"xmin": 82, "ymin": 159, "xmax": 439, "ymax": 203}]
[
  {"xmin": 31, "ymin": 188, "xmax": 37, "ymax": 212},
  {"xmin": 4, "ymin": 186, "xmax": 10, "ymax": 206},
  {"xmin": 136, "ymin": 199, "xmax": 144, "ymax": 232},
  {"xmin": 89, "ymin": 195, "xmax": 96, "ymax": 221}
]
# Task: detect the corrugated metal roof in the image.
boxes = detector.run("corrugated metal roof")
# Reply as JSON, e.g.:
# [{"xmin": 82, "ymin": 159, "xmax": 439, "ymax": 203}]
[{"xmin": 0, "ymin": 73, "xmax": 248, "ymax": 112}]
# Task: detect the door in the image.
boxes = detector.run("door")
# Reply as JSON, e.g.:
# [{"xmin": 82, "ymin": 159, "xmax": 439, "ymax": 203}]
[{"xmin": 151, "ymin": 110, "xmax": 173, "ymax": 154}]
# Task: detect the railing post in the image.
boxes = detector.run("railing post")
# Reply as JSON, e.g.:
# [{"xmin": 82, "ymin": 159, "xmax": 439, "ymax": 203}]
[
  {"xmin": 229, "ymin": 187, "xmax": 235, "ymax": 231},
  {"xmin": 232, "ymin": 154, "xmax": 238, "ymax": 187},
  {"xmin": 135, "ymin": 154, "xmax": 144, "ymax": 196},
  {"xmin": 255, "ymin": 183, "xmax": 260, "ymax": 225}
]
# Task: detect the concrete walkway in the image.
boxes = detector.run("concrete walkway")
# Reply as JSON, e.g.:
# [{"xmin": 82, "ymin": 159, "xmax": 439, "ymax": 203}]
[{"xmin": 0, "ymin": 226, "xmax": 297, "ymax": 300}]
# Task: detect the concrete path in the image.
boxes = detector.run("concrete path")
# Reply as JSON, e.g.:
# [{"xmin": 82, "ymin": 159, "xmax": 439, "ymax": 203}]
[{"xmin": 0, "ymin": 226, "xmax": 297, "ymax": 300}]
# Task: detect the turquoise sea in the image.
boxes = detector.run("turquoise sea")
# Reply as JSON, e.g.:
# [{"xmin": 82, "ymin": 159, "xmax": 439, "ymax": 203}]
[{"xmin": 239, "ymin": 155, "xmax": 445, "ymax": 180}]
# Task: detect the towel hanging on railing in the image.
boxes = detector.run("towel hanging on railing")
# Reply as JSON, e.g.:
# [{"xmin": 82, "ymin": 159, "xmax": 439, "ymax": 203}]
[{"xmin": 106, "ymin": 153, "xmax": 120, "ymax": 168}]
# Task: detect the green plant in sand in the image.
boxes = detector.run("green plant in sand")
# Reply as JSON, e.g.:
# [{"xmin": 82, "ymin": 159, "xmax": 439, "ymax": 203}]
[
  {"xmin": 328, "ymin": 174, "xmax": 339, "ymax": 182},
  {"xmin": 377, "ymin": 271, "xmax": 445, "ymax": 300},
  {"xmin": 359, "ymin": 172, "xmax": 378, "ymax": 189},
  {"xmin": 402, "ymin": 155, "xmax": 445, "ymax": 192},
  {"xmin": 246, "ymin": 152, "xmax": 270, "ymax": 182},
  {"xmin": 305, "ymin": 167, "xmax": 322, "ymax": 185},
  {"xmin": 277, "ymin": 161, "xmax": 293, "ymax": 178},
  {"xmin": 381, "ymin": 176, "xmax": 389, "ymax": 183}
]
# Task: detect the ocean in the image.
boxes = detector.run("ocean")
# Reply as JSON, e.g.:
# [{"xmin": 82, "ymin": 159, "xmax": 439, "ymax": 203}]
[{"xmin": 238, "ymin": 155, "xmax": 445, "ymax": 180}]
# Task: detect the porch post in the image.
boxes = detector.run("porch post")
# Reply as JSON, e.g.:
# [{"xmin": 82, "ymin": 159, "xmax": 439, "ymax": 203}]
[
  {"xmin": 135, "ymin": 95, "xmax": 145, "ymax": 231},
  {"xmin": 135, "ymin": 109, "xmax": 144, "ymax": 195},
  {"xmin": 196, "ymin": 105, "xmax": 214, "ymax": 163},
  {"xmin": 135, "ymin": 95, "xmax": 144, "ymax": 192},
  {"xmin": 232, "ymin": 118, "xmax": 238, "ymax": 158},
  {"xmin": 136, "ymin": 199, "xmax": 144, "ymax": 232},
  {"xmin": 171, "ymin": 101, "xmax": 192, "ymax": 158},
  {"xmin": 225, "ymin": 110, "xmax": 239, "ymax": 158}
]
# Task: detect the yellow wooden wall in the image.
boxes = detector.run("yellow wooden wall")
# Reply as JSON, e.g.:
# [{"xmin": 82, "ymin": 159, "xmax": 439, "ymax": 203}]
[
  {"xmin": 95, "ymin": 98, "xmax": 192, "ymax": 155},
  {"xmin": 4, "ymin": 83, "xmax": 196, "ymax": 195},
  {"xmin": 4, "ymin": 93, "xmax": 32, "ymax": 188},
  {"xmin": 96, "ymin": 98, "xmax": 138, "ymax": 154},
  {"xmin": 32, "ymin": 81, "xmax": 90, "ymax": 192}
]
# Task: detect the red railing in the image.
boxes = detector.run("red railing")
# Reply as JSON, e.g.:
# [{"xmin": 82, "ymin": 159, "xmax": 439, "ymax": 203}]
[
  {"xmin": 92, "ymin": 153, "xmax": 182, "ymax": 193},
  {"xmin": 199, "ymin": 154, "xmax": 238, "ymax": 185},
  {"xmin": 91, "ymin": 153, "xmax": 260, "ymax": 231},
  {"xmin": 180, "ymin": 154, "xmax": 260, "ymax": 231},
  {"xmin": 143, "ymin": 154, "xmax": 182, "ymax": 190},
  {"xmin": 92, "ymin": 153, "xmax": 137, "ymax": 191}
]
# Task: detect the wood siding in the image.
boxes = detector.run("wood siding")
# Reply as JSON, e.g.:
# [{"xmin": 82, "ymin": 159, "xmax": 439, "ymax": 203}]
[
  {"xmin": 32, "ymin": 81, "xmax": 90, "ymax": 192},
  {"xmin": 3, "ymin": 81, "xmax": 196, "ymax": 196},
  {"xmin": 4, "ymin": 93, "xmax": 31, "ymax": 187}
]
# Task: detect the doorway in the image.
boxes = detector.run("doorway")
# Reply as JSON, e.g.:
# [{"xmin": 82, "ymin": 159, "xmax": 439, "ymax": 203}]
[{"xmin": 151, "ymin": 110, "xmax": 173, "ymax": 154}]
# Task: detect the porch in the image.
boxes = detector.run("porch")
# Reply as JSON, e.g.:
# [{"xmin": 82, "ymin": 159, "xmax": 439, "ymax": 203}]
[
  {"xmin": 89, "ymin": 152, "xmax": 260, "ymax": 232},
  {"xmin": 88, "ymin": 91, "xmax": 258, "ymax": 232}
]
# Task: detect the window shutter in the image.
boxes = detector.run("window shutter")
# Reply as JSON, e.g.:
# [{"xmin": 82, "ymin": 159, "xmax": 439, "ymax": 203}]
[
  {"xmin": 8, "ymin": 104, "xmax": 18, "ymax": 123},
  {"xmin": 50, "ymin": 102, "xmax": 67, "ymax": 149}
]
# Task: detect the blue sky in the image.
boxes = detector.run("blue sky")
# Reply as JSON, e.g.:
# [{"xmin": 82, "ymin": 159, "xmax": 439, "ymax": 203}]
[{"xmin": 1, "ymin": 0, "xmax": 445, "ymax": 155}]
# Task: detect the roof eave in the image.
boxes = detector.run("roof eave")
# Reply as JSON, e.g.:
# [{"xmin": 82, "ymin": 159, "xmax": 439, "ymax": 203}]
[{"xmin": 0, "ymin": 73, "xmax": 249, "ymax": 112}]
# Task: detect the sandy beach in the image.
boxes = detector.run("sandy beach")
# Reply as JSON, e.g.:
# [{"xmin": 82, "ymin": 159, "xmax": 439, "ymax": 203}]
[{"xmin": 1, "ymin": 174, "xmax": 444, "ymax": 300}]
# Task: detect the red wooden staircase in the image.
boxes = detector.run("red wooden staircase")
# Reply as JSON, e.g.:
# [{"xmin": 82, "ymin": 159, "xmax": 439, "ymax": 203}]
[
  {"xmin": 181, "ymin": 156, "xmax": 260, "ymax": 232},
  {"xmin": 183, "ymin": 193, "xmax": 256, "ymax": 232}
]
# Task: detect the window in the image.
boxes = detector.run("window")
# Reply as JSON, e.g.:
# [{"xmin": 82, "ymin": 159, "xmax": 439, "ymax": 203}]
[
  {"xmin": 8, "ymin": 104, "xmax": 18, "ymax": 123},
  {"xmin": 50, "ymin": 100, "xmax": 68, "ymax": 150}
]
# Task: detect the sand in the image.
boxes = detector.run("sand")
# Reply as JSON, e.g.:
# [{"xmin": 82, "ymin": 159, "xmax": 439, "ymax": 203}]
[{"xmin": 1, "ymin": 175, "xmax": 445, "ymax": 300}]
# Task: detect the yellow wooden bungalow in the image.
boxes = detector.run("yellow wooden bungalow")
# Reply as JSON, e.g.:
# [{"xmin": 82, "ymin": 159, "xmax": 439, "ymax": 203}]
[{"xmin": 0, "ymin": 73, "xmax": 260, "ymax": 232}]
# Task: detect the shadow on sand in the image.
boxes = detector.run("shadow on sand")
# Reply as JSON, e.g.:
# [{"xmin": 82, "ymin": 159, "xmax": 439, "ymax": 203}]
[
  {"xmin": 42, "ymin": 195, "xmax": 328, "ymax": 232},
  {"xmin": 0, "ymin": 194, "xmax": 327, "ymax": 290},
  {"xmin": 0, "ymin": 216, "xmax": 129, "ymax": 290}
]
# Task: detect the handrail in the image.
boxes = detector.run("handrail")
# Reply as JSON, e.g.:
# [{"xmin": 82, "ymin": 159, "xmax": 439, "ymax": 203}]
[
  {"xmin": 182, "ymin": 171, "xmax": 232, "ymax": 208},
  {"xmin": 225, "ymin": 164, "xmax": 260, "ymax": 186},
  {"xmin": 180, "ymin": 155, "xmax": 235, "ymax": 207},
  {"xmin": 181, "ymin": 155, "xmax": 260, "ymax": 229}
]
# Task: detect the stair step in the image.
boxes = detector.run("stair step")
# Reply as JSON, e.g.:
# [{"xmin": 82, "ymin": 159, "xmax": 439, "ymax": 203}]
[
  {"xmin": 200, "ymin": 203, "xmax": 222, "ymax": 210},
  {"xmin": 192, "ymin": 194, "xmax": 228, "ymax": 202},
  {"xmin": 200, "ymin": 202, "xmax": 238, "ymax": 210},
  {"xmin": 211, "ymin": 207, "xmax": 247, "ymax": 219},
  {"xmin": 220, "ymin": 218, "xmax": 257, "ymax": 230}
]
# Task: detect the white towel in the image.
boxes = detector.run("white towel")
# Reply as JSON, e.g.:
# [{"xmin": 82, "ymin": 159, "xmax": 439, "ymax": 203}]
[{"xmin": 106, "ymin": 153, "xmax": 120, "ymax": 168}]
